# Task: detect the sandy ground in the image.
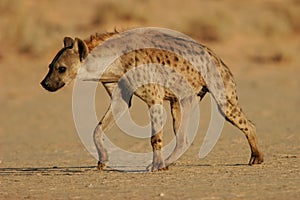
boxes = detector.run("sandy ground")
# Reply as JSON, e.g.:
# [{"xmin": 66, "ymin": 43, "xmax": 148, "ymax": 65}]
[{"xmin": 0, "ymin": 0, "xmax": 299, "ymax": 199}]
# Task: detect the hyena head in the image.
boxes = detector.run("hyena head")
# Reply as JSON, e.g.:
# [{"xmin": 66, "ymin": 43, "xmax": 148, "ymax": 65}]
[{"xmin": 41, "ymin": 37, "xmax": 88, "ymax": 92}]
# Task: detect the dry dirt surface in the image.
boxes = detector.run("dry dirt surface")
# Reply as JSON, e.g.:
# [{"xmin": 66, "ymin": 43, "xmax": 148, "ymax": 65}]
[{"xmin": 0, "ymin": 0, "xmax": 299, "ymax": 199}]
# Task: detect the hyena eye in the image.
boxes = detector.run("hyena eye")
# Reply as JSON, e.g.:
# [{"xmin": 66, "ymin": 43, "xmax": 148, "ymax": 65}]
[{"xmin": 58, "ymin": 66, "xmax": 67, "ymax": 73}]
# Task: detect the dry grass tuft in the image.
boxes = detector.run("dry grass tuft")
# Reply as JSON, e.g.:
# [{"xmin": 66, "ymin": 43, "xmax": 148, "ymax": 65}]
[
  {"xmin": 91, "ymin": 1, "xmax": 147, "ymax": 27},
  {"xmin": 249, "ymin": 52, "xmax": 286, "ymax": 64},
  {"xmin": 185, "ymin": 19, "xmax": 221, "ymax": 43}
]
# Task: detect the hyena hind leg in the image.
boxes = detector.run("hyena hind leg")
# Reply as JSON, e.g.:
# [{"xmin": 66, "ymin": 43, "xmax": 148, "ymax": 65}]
[{"xmin": 222, "ymin": 103, "xmax": 264, "ymax": 165}]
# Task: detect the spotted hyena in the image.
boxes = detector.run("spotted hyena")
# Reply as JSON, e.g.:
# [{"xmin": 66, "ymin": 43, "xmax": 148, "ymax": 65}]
[{"xmin": 41, "ymin": 29, "xmax": 263, "ymax": 171}]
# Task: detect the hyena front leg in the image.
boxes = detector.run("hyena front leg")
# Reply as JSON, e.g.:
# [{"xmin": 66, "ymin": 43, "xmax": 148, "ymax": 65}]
[
  {"xmin": 93, "ymin": 107, "xmax": 113, "ymax": 170},
  {"xmin": 94, "ymin": 83, "xmax": 133, "ymax": 170},
  {"xmin": 147, "ymin": 98, "xmax": 167, "ymax": 172},
  {"xmin": 93, "ymin": 83, "xmax": 117, "ymax": 170}
]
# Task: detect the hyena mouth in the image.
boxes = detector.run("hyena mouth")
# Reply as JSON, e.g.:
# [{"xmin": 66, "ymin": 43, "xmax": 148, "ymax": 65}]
[{"xmin": 40, "ymin": 80, "xmax": 65, "ymax": 92}]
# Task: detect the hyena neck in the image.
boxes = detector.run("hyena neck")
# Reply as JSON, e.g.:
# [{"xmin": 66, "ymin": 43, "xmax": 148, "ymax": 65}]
[
  {"xmin": 77, "ymin": 31, "xmax": 123, "ymax": 82},
  {"xmin": 84, "ymin": 31, "xmax": 119, "ymax": 52}
]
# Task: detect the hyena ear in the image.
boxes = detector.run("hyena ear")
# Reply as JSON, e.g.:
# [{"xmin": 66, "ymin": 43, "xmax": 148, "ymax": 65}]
[
  {"xmin": 75, "ymin": 38, "xmax": 89, "ymax": 61},
  {"xmin": 63, "ymin": 37, "xmax": 74, "ymax": 48}
]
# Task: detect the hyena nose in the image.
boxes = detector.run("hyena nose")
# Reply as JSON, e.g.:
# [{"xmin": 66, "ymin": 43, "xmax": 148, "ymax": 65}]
[
  {"xmin": 41, "ymin": 79, "xmax": 51, "ymax": 90},
  {"xmin": 40, "ymin": 79, "xmax": 58, "ymax": 92},
  {"xmin": 40, "ymin": 79, "xmax": 47, "ymax": 88}
]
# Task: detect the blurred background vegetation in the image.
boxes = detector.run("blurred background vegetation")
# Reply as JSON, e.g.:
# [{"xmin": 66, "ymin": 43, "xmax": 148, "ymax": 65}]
[{"xmin": 0, "ymin": 0, "xmax": 299, "ymax": 60}]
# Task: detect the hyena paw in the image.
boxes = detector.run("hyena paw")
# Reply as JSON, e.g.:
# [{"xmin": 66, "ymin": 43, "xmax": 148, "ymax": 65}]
[
  {"xmin": 249, "ymin": 151, "xmax": 264, "ymax": 165},
  {"xmin": 96, "ymin": 161, "xmax": 106, "ymax": 171},
  {"xmin": 146, "ymin": 161, "xmax": 168, "ymax": 172}
]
